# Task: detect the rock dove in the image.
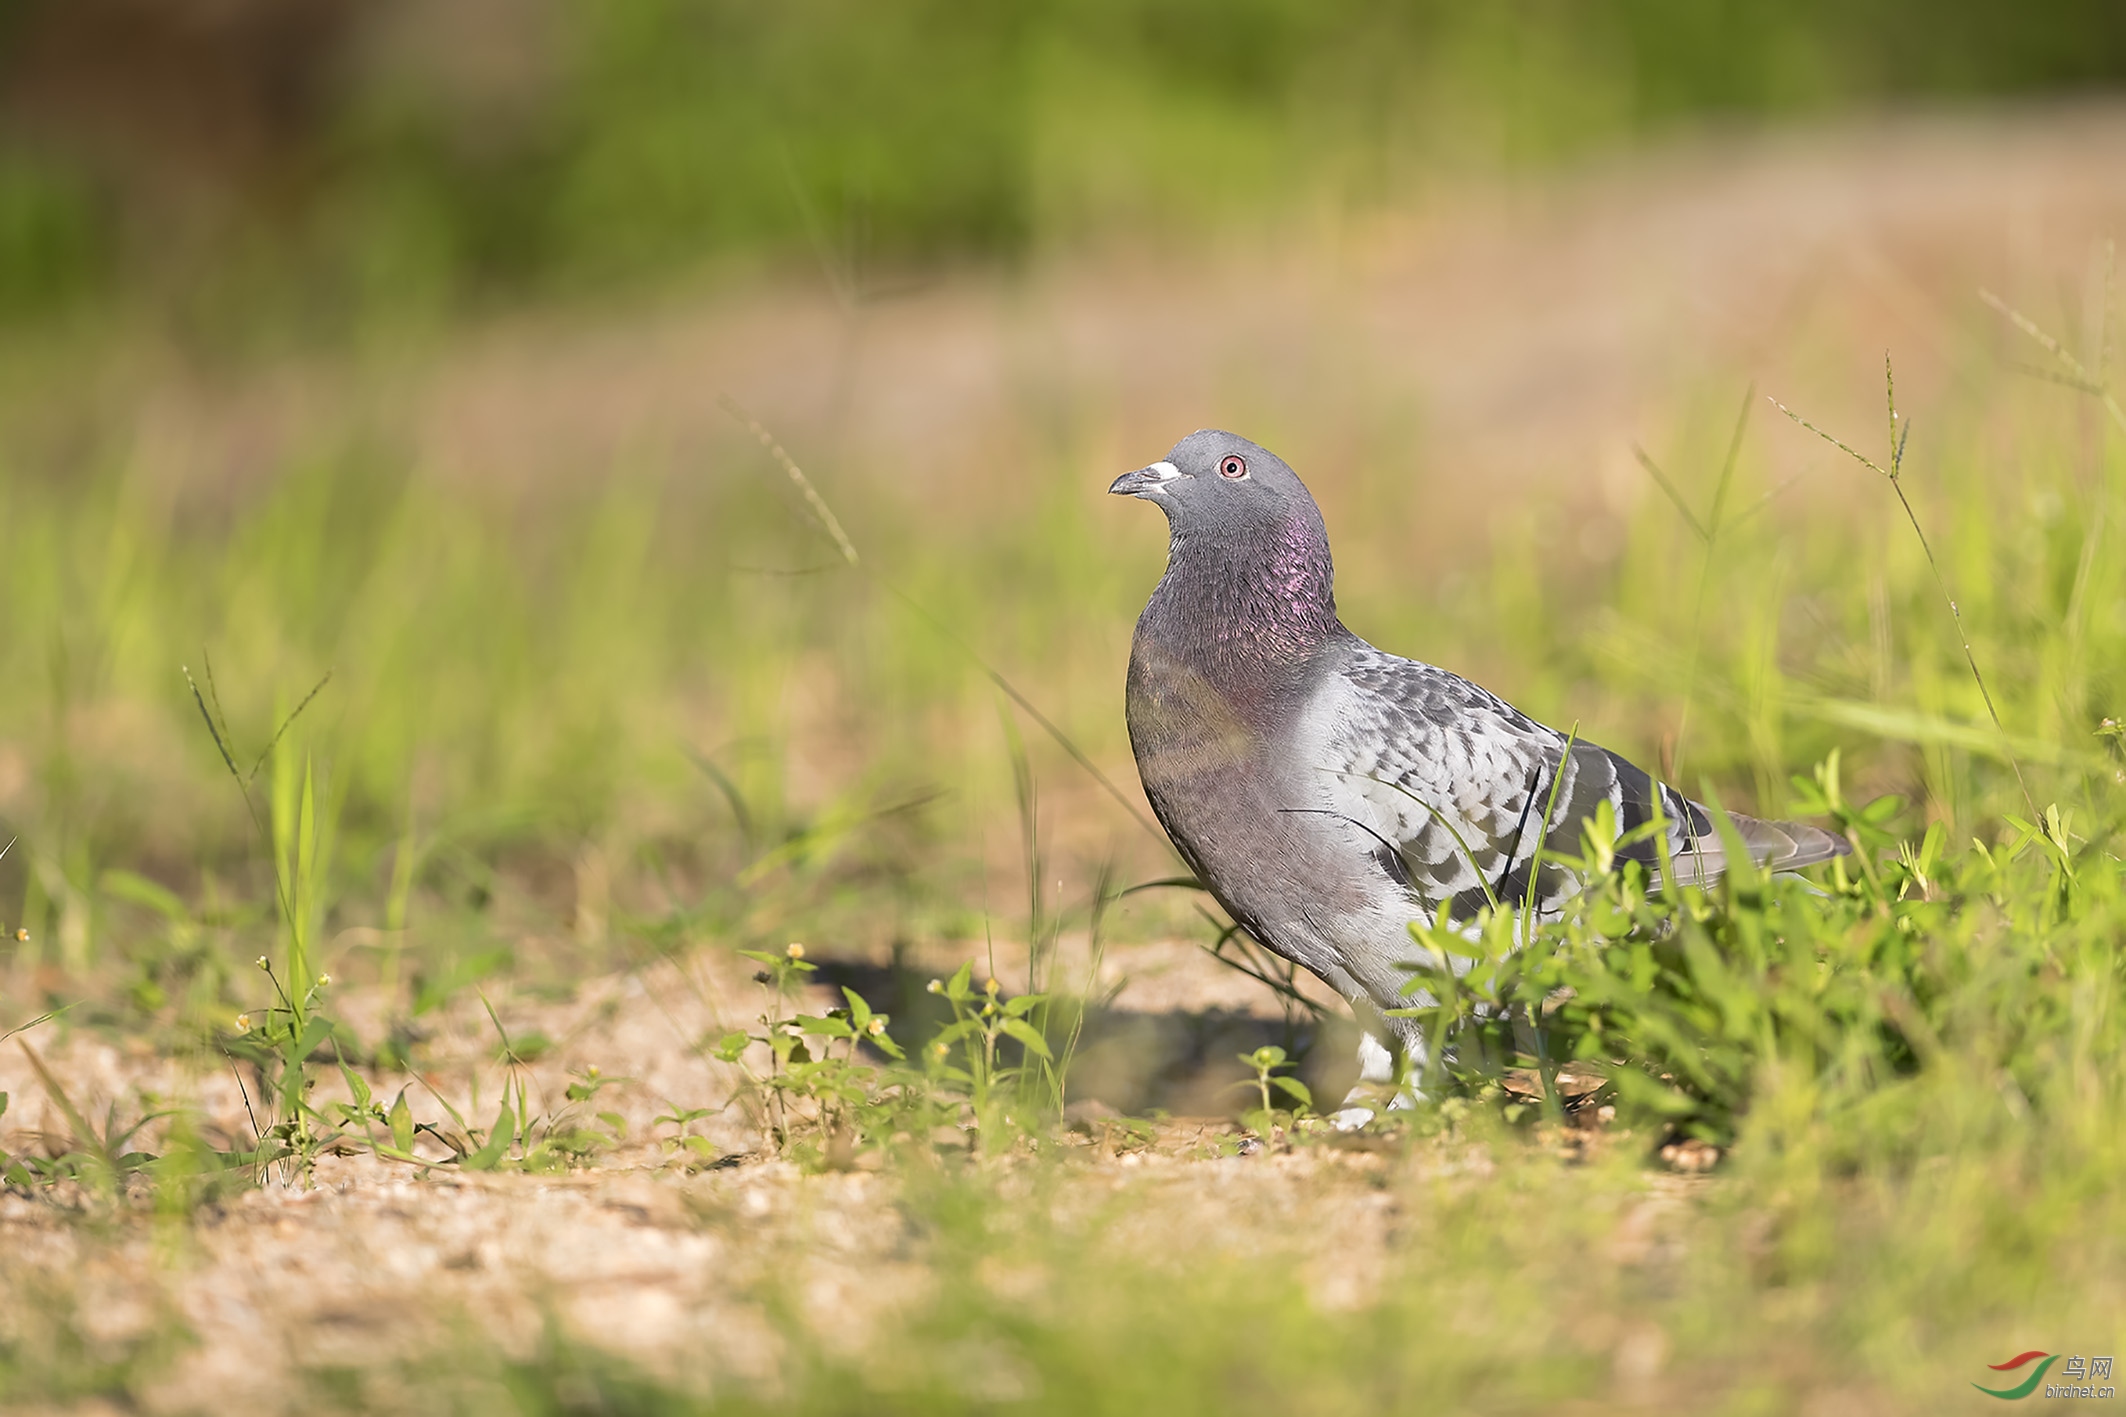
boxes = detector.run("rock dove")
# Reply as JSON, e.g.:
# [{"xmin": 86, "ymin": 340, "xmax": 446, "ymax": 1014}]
[{"xmin": 1111, "ymin": 430, "xmax": 1848, "ymax": 1119}]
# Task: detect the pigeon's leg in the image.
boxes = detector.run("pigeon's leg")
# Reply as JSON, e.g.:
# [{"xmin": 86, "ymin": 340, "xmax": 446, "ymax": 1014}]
[{"xmin": 1329, "ymin": 1002, "xmax": 1424, "ymax": 1130}]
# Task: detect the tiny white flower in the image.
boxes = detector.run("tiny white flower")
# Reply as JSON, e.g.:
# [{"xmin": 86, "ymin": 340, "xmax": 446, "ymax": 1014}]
[
  {"xmin": 255, "ymin": 955, "xmax": 271, "ymax": 971},
  {"xmin": 235, "ymin": 1013, "xmax": 251, "ymax": 1031},
  {"xmin": 785, "ymin": 942, "xmax": 806, "ymax": 960},
  {"xmin": 926, "ymin": 979, "xmax": 943, "ymax": 994},
  {"xmin": 866, "ymin": 1017, "xmax": 887, "ymax": 1036}
]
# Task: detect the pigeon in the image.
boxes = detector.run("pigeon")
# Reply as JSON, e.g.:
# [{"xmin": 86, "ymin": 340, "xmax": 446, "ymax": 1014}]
[{"xmin": 1110, "ymin": 430, "xmax": 1848, "ymax": 1120}]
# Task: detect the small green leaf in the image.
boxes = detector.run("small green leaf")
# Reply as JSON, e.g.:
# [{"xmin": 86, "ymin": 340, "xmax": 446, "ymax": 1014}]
[
  {"xmin": 999, "ymin": 1018, "xmax": 1052, "ymax": 1059},
  {"xmin": 293, "ymin": 1013, "xmax": 334, "ymax": 1063},
  {"xmin": 656, "ymin": 1106, "xmax": 714, "ymax": 1127},
  {"xmin": 841, "ymin": 987, "xmax": 873, "ymax": 1031},
  {"xmin": 931, "ymin": 1018, "xmax": 980, "ymax": 1047},
  {"xmin": 336, "ymin": 1057, "xmax": 373, "ymax": 1113},
  {"xmin": 1271, "ymin": 1076, "xmax": 1314, "ymax": 1109},
  {"xmin": 461, "ymin": 1103, "xmax": 514, "ymax": 1170}
]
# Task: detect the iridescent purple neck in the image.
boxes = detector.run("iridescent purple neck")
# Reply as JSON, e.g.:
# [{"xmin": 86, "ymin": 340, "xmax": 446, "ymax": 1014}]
[{"xmin": 1142, "ymin": 508, "xmax": 1344, "ymax": 708}]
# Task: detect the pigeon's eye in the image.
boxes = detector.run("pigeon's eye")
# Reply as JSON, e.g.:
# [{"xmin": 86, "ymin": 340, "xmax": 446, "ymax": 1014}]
[{"xmin": 1218, "ymin": 454, "xmax": 1248, "ymax": 479}]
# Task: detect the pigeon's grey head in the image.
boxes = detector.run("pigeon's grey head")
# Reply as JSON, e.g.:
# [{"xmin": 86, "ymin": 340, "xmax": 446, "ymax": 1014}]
[
  {"xmin": 1112, "ymin": 429, "xmax": 1343, "ymax": 672},
  {"xmin": 1108, "ymin": 430, "xmax": 1324, "ymax": 540}
]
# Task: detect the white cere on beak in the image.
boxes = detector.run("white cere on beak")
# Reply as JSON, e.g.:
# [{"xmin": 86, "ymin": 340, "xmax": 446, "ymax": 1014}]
[
  {"xmin": 1110, "ymin": 460, "xmax": 1187, "ymax": 498},
  {"xmin": 1143, "ymin": 461, "xmax": 1181, "ymax": 493}
]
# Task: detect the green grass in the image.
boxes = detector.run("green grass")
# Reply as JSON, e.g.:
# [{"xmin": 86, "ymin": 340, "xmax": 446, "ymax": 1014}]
[{"xmin": 2, "ymin": 264, "xmax": 2126, "ymax": 1411}]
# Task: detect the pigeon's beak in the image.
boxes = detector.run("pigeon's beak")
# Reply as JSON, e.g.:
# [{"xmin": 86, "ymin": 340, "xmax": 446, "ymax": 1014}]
[{"xmin": 1109, "ymin": 461, "xmax": 1183, "ymax": 498}]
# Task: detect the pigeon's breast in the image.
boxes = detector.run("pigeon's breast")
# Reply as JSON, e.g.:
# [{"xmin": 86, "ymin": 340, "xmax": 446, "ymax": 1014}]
[
  {"xmin": 1124, "ymin": 637, "xmax": 1262, "ymax": 803},
  {"xmin": 1124, "ymin": 630, "xmax": 1383, "ymax": 972}
]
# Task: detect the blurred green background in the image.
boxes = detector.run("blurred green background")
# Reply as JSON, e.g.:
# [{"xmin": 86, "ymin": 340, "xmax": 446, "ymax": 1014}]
[{"xmin": 3, "ymin": 0, "xmax": 2125, "ymax": 324}]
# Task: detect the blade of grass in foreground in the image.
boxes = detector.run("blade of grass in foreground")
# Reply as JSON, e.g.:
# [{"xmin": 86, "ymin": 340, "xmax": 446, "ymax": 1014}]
[{"xmin": 1772, "ymin": 355, "xmax": 2039, "ymax": 819}]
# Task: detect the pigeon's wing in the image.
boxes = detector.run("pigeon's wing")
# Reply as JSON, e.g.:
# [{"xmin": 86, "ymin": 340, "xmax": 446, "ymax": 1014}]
[{"xmin": 1299, "ymin": 648, "xmax": 1840, "ymax": 920}]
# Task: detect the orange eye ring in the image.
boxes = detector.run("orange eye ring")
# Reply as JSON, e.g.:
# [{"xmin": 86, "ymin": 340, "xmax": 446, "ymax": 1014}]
[{"xmin": 1218, "ymin": 454, "xmax": 1247, "ymax": 479}]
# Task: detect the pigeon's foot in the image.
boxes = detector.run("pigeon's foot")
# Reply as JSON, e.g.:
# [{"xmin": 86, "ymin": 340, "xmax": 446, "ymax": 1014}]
[{"xmin": 1329, "ymin": 1076, "xmax": 1418, "ymax": 1131}]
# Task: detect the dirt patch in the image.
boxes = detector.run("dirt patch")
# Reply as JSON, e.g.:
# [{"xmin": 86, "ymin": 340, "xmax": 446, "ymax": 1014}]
[{"xmin": 0, "ymin": 934, "xmax": 1637, "ymax": 1410}]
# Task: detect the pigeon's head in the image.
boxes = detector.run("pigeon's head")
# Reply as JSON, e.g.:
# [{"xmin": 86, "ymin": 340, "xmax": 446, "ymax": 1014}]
[
  {"xmin": 1113, "ymin": 430, "xmax": 1340, "ymax": 631},
  {"xmin": 1108, "ymin": 430, "xmax": 1323, "ymax": 538}
]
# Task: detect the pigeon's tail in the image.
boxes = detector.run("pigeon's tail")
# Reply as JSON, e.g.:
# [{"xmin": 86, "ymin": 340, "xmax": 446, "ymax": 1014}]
[
  {"xmin": 1727, "ymin": 811, "xmax": 1851, "ymax": 872},
  {"xmin": 1666, "ymin": 810, "xmax": 1850, "ymax": 887}
]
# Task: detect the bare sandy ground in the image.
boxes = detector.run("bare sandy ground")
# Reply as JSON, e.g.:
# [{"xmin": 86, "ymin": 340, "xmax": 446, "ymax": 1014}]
[
  {"xmin": 0, "ymin": 943, "xmax": 1646, "ymax": 1414},
  {"xmin": 0, "ymin": 942, "xmax": 1370, "ymax": 1410}
]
